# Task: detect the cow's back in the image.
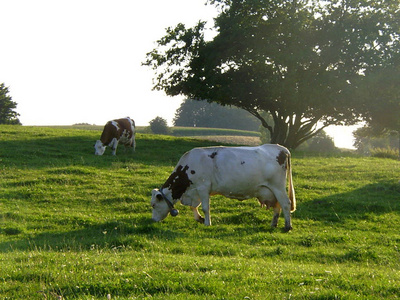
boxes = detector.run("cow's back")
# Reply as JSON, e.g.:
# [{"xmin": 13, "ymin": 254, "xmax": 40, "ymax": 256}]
[
  {"xmin": 100, "ymin": 118, "xmax": 134, "ymax": 145},
  {"xmin": 180, "ymin": 144, "xmax": 289, "ymax": 199},
  {"xmin": 100, "ymin": 121, "xmax": 117, "ymax": 145}
]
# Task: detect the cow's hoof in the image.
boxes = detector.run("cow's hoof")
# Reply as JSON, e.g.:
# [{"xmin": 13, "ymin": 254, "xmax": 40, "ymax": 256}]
[
  {"xmin": 196, "ymin": 217, "xmax": 205, "ymax": 224},
  {"xmin": 283, "ymin": 226, "xmax": 293, "ymax": 232}
]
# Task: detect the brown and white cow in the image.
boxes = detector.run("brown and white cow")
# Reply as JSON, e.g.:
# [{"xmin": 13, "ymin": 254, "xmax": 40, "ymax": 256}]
[
  {"xmin": 94, "ymin": 117, "xmax": 136, "ymax": 155},
  {"xmin": 151, "ymin": 144, "xmax": 296, "ymax": 231}
]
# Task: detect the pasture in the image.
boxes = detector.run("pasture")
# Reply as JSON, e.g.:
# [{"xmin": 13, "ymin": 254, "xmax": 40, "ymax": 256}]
[{"xmin": 0, "ymin": 125, "xmax": 399, "ymax": 299}]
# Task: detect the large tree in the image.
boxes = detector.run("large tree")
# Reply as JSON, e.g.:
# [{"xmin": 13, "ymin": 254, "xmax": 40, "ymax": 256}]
[
  {"xmin": 144, "ymin": 0, "xmax": 400, "ymax": 149},
  {"xmin": 0, "ymin": 83, "xmax": 21, "ymax": 125},
  {"xmin": 360, "ymin": 65, "xmax": 400, "ymax": 133},
  {"xmin": 355, "ymin": 64, "xmax": 400, "ymax": 156}
]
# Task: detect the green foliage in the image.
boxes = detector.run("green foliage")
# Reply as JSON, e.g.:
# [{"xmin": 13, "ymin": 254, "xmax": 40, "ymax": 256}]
[
  {"xmin": 354, "ymin": 64, "xmax": 400, "ymax": 157},
  {"xmin": 358, "ymin": 65, "xmax": 400, "ymax": 133},
  {"xmin": 149, "ymin": 116, "xmax": 170, "ymax": 134},
  {"xmin": 370, "ymin": 147, "xmax": 399, "ymax": 159},
  {"xmin": 173, "ymin": 99, "xmax": 260, "ymax": 131},
  {"xmin": 354, "ymin": 126, "xmax": 399, "ymax": 156},
  {"xmin": 1, "ymin": 126, "xmax": 400, "ymax": 299},
  {"xmin": 144, "ymin": 0, "xmax": 400, "ymax": 149},
  {"xmin": 297, "ymin": 130, "xmax": 337, "ymax": 153},
  {"xmin": 0, "ymin": 83, "xmax": 21, "ymax": 125},
  {"xmin": 259, "ymin": 111, "xmax": 274, "ymax": 144}
]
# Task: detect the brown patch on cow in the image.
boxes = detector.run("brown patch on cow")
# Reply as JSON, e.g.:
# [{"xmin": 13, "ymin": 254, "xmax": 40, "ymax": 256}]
[
  {"xmin": 208, "ymin": 152, "xmax": 218, "ymax": 159},
  {"xmin": 162, "ymin": 165, "xmax": 193, "ymax": 200},
  {"xmin": 100, "ymin": 118, "xmax": 134, "ymax": 146},
  {"xmin": 276, "ymin": 150, "xmax": 287, "ymax": 167}
]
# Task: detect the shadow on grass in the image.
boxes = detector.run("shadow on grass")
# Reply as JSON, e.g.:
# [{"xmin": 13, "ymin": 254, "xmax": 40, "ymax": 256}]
[
  {"xmin": 0, "ymin": 217, "xmax": 183, "ymax": 253},
  {"xmin": 1, "ymin": 180, "xmax": 399, "ymax": 253},
  {"xmin": 0, "ymin": 133, "xmax": 219, "ymax": 169},
  {"xmin": 295, "ymin": 180, "xmax": 400, "ymax": 223}
]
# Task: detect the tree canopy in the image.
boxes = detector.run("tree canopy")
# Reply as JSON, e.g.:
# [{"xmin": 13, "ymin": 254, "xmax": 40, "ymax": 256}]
[
  {"xmin": 354, "ymin": 63, "xmax": 400, "ymax": 156},
  {"xmin": 149, "ymin": 116, "xmax": 170, "ymax": 134},
  {"xmin": 173, "ymin": 99, "xmax": 260, "ymax": 131},
  {"xmin": 359, "ymin": 65, "xmax": 400, "ymax": 134},
  {"xmin": 144, "ymin": 0, "xmax": 400, "ymax": 149},
  {"xmin": 0, "ymin": 83, "xmax": 21, "ymax": 125}
]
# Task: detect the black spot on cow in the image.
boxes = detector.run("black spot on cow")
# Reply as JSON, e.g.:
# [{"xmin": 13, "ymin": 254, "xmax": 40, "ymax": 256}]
[
  {"xmin": 209, "ymin": 152, "xmax": 218, "ymax": 159},
  {"xmin": 241, "ymin": 161, "xmax": 245, "ymax": 165},
  {"xmin": 162, "ymin": 165, "xmax": 193, "ymax": 199},
  {"xmin": 276, "ymin": 150, "xmax": 287, "ymax": 167},
  {"xmin": 191, "ymin": 170, "xmax": 196, "ymax": 174}
]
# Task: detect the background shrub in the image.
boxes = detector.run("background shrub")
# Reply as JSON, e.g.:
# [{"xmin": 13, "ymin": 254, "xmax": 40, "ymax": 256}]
[
  {"xmin": 149, "ymin": 116, "xmax": 170, "ymax": 134},
  {"xmin": 370, "ymin": 147, "xmax": 399, "ymax": 159}
]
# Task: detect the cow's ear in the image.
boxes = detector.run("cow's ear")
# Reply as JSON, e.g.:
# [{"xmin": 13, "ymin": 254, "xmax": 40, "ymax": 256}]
[{"xmin": 156, "ymin": 193, "xmax": 163, "ymax": 201}]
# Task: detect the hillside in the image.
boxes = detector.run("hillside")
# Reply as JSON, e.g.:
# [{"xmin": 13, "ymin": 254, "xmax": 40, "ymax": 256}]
[{"xmin": 0, "ymin": 125, "xmax": 399, "ymax": 299}]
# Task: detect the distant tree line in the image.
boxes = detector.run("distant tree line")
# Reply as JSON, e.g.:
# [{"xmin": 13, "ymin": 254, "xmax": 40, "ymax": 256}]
[
  {"xmin": 171, "ymin": 99, "xmax": 338, "ymax": 152},
  {"xmin": 173, "ymin": 99, "xmax": 260, "ymax": 131}
]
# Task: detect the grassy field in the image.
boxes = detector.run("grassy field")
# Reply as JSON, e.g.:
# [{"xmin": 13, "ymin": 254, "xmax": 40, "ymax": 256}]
[
  {"xmin": 0, "ymin": 125, "xmax": 399, "ymax": 299},
  {"xmin": 50, "ymin": 125, "xmax": 262, "ymax": 146}
]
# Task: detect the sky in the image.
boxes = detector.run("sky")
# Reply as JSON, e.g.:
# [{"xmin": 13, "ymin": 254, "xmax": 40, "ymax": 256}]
[{"xmin": 0, "ymin": 0, "xmax": 357, "ymax": 149}]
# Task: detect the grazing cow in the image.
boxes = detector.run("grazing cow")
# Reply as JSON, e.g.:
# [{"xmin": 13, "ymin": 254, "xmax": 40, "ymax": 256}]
[
  {"xmin": 94, "ymin": 117, "xmax": 136, "ymax": 155},
  {"xmin": 151, "ymin": 144, "xmax": 296, "ymax": 231}
]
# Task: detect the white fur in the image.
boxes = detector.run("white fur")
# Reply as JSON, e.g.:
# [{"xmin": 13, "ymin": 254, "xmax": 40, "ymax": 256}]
[{"xmin": 151, "ymin": 144, "xmax": 296, "ymax": 230}]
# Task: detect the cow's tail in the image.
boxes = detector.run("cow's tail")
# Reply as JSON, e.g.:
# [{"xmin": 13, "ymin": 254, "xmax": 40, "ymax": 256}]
[{"xmin": 287, "ymin": 153, "xmax": 296, "ymax": 212}]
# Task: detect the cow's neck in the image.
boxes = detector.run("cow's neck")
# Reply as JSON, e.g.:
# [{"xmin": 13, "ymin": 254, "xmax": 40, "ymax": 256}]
[
  {"xmin": 160, "ymin": 187, "xmax": 177, "ymax": 204},
  {"xmin": 161, "ymin": 165, "xmax": 192, "ymax": 200}
]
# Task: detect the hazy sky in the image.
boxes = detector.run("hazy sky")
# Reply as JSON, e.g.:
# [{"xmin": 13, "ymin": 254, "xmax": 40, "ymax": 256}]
[
  {"xmin": 1, "ymin": 0, "xmax": 216, "ymax": 125},
  {"xmin": 0, "ymin": 0, "xmax": 357, "ymax": 148}
]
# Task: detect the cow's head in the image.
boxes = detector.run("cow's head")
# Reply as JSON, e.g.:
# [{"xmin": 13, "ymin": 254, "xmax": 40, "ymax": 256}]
[
  {"xmin": 94, "ymin": 140, "xmax": 106, "ymax": 155},
  {"xmin": 151, "ymin": 188, "xmax": 179, "ymax": 222}
]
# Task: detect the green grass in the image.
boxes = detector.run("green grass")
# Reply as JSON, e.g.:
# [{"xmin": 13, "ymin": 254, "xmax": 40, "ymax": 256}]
[{"xmin": 0, "ymin": 125, "xmax": 400, "ymax": 299}]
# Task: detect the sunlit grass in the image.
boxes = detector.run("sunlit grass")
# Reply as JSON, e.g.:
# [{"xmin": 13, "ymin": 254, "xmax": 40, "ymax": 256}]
[{"xmin": 0, "ymin": 125, "xmax": 399, "ymax": 299}]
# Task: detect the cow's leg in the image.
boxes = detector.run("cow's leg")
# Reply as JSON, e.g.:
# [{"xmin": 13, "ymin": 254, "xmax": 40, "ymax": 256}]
[
  {"xmin": 111, "ymin": 138, "xmax": 118, "ymax": 155},
  {"xmin": 132, "ymin": 136, "xmax": 136, "ymax": 152},
  {"xmin": 198, "ymin": 189, "xmax": 211, "ymax": 226},
  {"xmin": 190, "ymin": 206, "xmax": 205, "ymax": 224},
  {"xmin": 271, "ymin": 204, "xmax": 281, "ymax": 228},
  {"xmin": 202, "ymin": 201, "xmax": 211, "ymax": 226},
  {"xmin": 270, "ymin": 189, "xmax": 292, "ymax": 231},
  {"xmin": 126, "ymin": 138, "xmax": 135, "ymax": 153}
]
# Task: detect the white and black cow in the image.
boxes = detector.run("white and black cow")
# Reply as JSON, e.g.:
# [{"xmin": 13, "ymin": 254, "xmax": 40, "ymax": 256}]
[
  {"xmin": 94, "ymin": 117, "xmax": 136, "ymax": 155},
  {"xmin": 151, "ymin": 144, "xmax": 296, "ymax": 231}
]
